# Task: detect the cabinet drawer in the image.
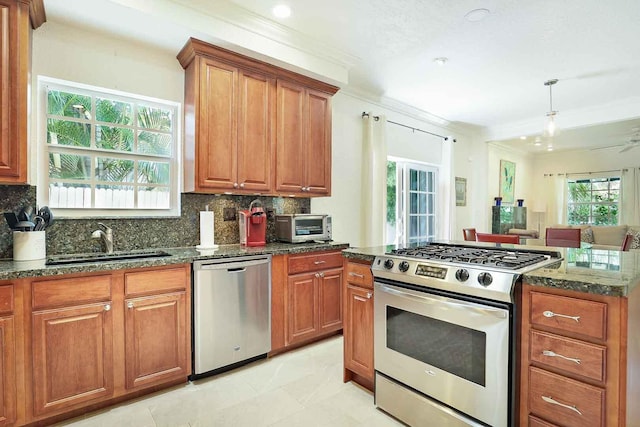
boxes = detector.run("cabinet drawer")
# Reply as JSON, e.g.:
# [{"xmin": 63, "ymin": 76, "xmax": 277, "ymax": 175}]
[
  {"xmin": 125, "ymin": 265, "xmax": 188, "ymax": 297},
  {"xmin": 530, "ymin": 292, "xmax": 607, "ymax": 340},
  {"xmin": 345, "ymin": 262, "xmax": 373, "ymax": 289},
  {"xmin": 529, "ymin": 367, "xmax": 604, "ymax": 427},
  {"xmin": 32, "ymin": 275, "xmax": 113, "ymax": 310},
  {"xmin": 288, "ymin": 251, "xmax": 342, "ymax": 274},
  {"xmin": 0, "ymin": 284, "xmax": 13, "ymax": 315},
  {"xmin": 529, "ymin": 415, "xmax": 557, "ymax": 427},
  {"xmin": 530, "ymin": 330, "xmax": 606, "ymax": 382}
]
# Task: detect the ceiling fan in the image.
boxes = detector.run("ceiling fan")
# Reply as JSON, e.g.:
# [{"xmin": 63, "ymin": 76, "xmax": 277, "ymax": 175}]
[{"xmin": 591, "ymin": 128, "xmax": 640, "ymax": 153}]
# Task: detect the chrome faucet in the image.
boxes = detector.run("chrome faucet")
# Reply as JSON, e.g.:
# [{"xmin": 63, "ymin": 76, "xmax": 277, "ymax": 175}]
[{"xmin": 91, "ymin": 223, "xmax": 114, "ymax": 254}]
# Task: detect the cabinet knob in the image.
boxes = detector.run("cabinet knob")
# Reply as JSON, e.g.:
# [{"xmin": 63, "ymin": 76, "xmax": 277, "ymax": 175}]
[
  {"xmin": 240, "ymin": 183, "xmax": 245, "ymax": 188},
  {"xmin": 305, "ymin": 186, "xmax": 311, "ymax": 192},
  {"xmin": 319, "ymin": 272, "xmax": 324, "ymax": 278},
  {"xmin": 104, "ymin": 304, "xmax": 111, "ymax": 311},
  {"xmin": 127, "ymin": 301, "xmax": 134, "ymax": 309},
  {"xmin": 233, "ymin": 182, "xmax": 239, "ymax": 188},
  {"xmin": 301, "ymin": 186, "xmax": 306, "ymax": 192},
  {"xmin": 367, "ymin": 292, "xmax": 372, "ymax": 299},
  {"xmin": 315, "ymin": 273, "xmax": 320, "ymax": 278}
]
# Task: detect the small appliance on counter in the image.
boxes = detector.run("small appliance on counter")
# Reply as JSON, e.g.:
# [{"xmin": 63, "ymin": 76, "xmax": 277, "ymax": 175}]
[
  {"xmin": 239, "ymin": 199, "xmax": 267, "ymax": 247},
  {"xmin": 275, "ymin": 214, "xmax": 332, "ymax": 243}
]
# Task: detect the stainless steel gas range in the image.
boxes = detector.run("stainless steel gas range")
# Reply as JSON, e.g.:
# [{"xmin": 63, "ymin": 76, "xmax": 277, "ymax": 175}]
[{"xmin": 372, "ymin": 243, "xmax": 561, "ymax": 427}]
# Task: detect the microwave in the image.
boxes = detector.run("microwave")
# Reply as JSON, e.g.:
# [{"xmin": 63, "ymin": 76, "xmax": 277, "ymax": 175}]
[{"xmin": 275, "ymin": 214, "xmax": 332, "ymax": 243}]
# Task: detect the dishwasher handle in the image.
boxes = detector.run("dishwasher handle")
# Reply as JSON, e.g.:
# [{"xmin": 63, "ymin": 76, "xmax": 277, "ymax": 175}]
[{"xmin": 195, "ymin": 256, "xmax": 270, "ymax": 271}]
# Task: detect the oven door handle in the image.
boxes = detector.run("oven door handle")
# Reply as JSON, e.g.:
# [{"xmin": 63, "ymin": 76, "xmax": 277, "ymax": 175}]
[{"xmin": 377, "ymin": 284, "xmax": 508, "ymax": 319}]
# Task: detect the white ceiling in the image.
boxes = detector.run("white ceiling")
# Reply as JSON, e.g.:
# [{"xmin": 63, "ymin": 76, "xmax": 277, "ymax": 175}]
[{"xmin": 43, "ymin": 0, "xmax": 640, "ymax": 151}]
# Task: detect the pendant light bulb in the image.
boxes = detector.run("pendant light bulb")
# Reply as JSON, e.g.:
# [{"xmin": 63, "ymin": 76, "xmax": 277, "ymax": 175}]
[{"xmin": 543, "ymin": 79, "xmax": 559, "ymax": 138}]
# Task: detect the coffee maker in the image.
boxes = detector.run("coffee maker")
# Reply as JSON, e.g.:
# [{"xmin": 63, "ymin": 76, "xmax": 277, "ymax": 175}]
[{"xmin": 239, "ymin": 199, "xmax": 267, "ymax": 246}]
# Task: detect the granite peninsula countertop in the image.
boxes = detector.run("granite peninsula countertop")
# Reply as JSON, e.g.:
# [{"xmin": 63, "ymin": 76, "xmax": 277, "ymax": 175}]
[
  {"xmin": 0, "ymin": 241, "xmax": 349, "ymax": 280},
  {"xmin": 342, "ymin": 242, "xmax": 640, "ymax": 298}
]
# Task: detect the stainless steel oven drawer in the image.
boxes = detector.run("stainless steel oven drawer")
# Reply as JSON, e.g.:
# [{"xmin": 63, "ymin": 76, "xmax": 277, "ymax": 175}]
[{"xmin": 376, "ymin": 373, "xmax": 484, "ymax": 427}]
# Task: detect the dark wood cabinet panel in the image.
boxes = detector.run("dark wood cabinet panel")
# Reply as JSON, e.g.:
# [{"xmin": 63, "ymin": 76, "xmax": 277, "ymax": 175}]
[
  {"xmin": 275, "ymin": 79, "xmax": 306, "ymax": 194},
  {"xmin": 304, "ymin": 89, "xmax": 331, "ymax": 195},
  {"xmin": 344, "ymin": 284, "xmax": 374, "ymax": 381},
  {"xmin": 287, "ymin": 273, "xmax": 317, "ymax": 345},
  {"xmin": 319, "ymin": 268, "xmax": 342, "ymax": 332},
  {"xmin": 0, "ymin": 316, "xmax": 16, "ymax": 426}
]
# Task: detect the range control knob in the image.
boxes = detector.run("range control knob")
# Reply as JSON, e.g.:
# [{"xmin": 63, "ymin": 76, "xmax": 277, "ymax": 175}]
[
  {"xmin": 455, "ymin": 269, "xmax": 469, "ymax": 282},
  {"xmin": 384, "ymin": 259, "xmax": 395, "ymax": 270},
  {"xmin": 477, "ymin": 272, "xmax": 493, "ymax": 287},
  {"xmin": 398, "ymin": 261, "xmax": 410, "ymax": 272}
]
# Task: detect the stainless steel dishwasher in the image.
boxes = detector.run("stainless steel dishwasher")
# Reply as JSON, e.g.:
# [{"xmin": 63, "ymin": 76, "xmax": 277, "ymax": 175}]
[{"xmin": 192, "ymin": 255, "xmax": 271, "ymax": 379}]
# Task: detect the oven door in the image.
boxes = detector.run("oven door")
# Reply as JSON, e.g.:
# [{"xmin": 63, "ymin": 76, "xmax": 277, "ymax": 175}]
[{"xmin": 374, "ymin": 279, "xmax": 511, "ymax": 427}]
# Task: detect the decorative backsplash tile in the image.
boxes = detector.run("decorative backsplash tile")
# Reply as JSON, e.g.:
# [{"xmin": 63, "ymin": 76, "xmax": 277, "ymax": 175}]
[{"xmin": 0, "ymin": 185, "xmax": 310, "ymax": 258}]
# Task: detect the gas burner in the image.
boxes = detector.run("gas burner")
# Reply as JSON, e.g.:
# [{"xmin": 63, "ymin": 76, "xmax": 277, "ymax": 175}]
[{"xmin": 389, "ymin": 243, "xmax": 559, "ymax": 271}]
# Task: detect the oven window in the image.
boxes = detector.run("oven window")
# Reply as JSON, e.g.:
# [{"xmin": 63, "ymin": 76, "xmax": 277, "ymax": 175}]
[
  {"xmin": 386, "ymin": 306, "xmax": 486, "ymax": 386},
  {"xmin": 295, "ymin": 219, "xmax": 323, "ymax": 235}
]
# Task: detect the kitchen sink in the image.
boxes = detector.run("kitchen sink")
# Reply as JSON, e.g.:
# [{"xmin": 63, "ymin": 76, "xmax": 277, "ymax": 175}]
[{"xmin": 46, "ymin": 250, "xmax": 172, "ymax": 266}]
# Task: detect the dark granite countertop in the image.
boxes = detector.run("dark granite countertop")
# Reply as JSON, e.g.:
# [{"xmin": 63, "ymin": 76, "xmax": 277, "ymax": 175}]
[
  {"xmin": 0, "ymin": 241, "xmax": 349, "ymax": 280},
  {"xmin": 342, "ymin": 243, "xmax": 640, "ymax": 298}
]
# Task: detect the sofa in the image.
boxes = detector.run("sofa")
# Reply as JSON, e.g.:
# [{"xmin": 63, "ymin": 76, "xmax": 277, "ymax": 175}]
[{"xmin": 551, "ymin": 224, "xmax": 640, "ymax": 250}]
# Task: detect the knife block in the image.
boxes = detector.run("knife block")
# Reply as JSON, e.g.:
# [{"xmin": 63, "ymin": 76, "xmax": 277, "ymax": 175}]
[{"xmin": 13, "ymin": 231, "xmax": 46, "ymax": 261}]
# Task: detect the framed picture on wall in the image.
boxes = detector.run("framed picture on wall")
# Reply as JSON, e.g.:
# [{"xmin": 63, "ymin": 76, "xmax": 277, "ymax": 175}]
[
  {"xmin": 455, "ymin": 177, "xmax": 467, "ymax": 206},
  {"xmin": 499, "ymin": 160, "xmax": 516, "ymax": 204}
]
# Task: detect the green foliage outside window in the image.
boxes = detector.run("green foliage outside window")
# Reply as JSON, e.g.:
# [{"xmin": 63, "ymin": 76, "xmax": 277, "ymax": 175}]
[
  {"xmin": 387, "ymin": 161, "xmax": 396, "ymax": 225},
  {"xmin": 567, "ymin": 178, "xmax": 619, "ymax": 225}
]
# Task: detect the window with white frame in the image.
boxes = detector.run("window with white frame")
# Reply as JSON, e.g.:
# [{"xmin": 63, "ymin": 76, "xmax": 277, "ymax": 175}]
[
  {"xmin": 37, "ymin": 77, "xmax": 180, "ymax": 217},
  {"xmin": 386, "ymin": 159, "xmax": 438, "ymax": 245},
  {"xmin": 567, "ymin": 176, "xmax": 619, "ymax": 225}
]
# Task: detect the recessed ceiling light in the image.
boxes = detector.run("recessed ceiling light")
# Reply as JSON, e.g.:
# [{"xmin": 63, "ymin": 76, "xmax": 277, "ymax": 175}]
[
  {"xmin": 520, "ymin": 136, "xmax": 526, "ymax": 140},
  {"xmin": 272, "ymin": 4, "xmax": 291, "ymax": 18},
  {"xmin": 433, "ymin": 57, "xmax": 448, "ymax": 66},
  {"xmin": 534, "ymin": 142, "xmax": 542, "ymax": 146},
  {"xmin": 464, "ymin": 8, "xmax": 490, "ymax": 22},
  {"xmin": 547, "ymin": 145, "xmax": 554, "ymax": 151}
]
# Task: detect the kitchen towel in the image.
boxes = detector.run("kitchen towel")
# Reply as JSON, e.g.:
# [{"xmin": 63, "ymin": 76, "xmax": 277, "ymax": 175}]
[{"xmin": 197, "ymin": 211, "xmax": 218, "ymax": 249}]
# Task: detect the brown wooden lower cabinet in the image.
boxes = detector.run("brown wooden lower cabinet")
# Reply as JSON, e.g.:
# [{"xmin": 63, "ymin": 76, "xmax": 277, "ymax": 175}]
[
  {"xmin": 342, "ymin": 259, "xmax": 374, "ymax": 391},
  {"xmin": 124, "ymin": 292, "xmax": 188, "ymax": 390},
  {"xmin": 0, "ymin": 315, "xmax": 16, "ymax": 426},
  {"xmin": 8, "ymin": 263, "xmax": 193, "ymax": 427},
  {"xmin": 271, "ymin": 251, "xmax": 344, "ymax": 354},
  {"xmin": 32, "ymin": 303, "xmax": 114, "ymax": 416}
]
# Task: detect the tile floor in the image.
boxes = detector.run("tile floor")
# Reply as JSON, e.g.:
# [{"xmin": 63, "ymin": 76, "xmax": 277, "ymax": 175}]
[{"xmin": 55, "ymin": 335, "xmax": 404, "ymax": 427}]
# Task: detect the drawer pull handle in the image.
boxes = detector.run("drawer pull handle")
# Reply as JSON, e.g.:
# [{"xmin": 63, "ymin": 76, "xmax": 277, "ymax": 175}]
[
  {"xmin": 349, "ymin": 272, "xmax": 365, "ymax": 278},
  {"xmin": 541, "ymin": 395, "xmax": 582, "ymax": 416},
  {"xmin": 542, "ymin": 350, "xmax": 581, "ymax": 365},
  {"xmin": 354, "ymin": 295, "xmax": 367, "ymax": 302},
  {"xmin": 543, "ymin": 310, "xmax": 580, "ymax": 322},
  {"xmin": 314, "ymin": 260, "xmax": 326, "ymax": 265}
]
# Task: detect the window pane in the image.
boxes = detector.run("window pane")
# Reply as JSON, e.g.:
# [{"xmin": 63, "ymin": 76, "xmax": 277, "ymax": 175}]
[
  {"xmin": 428, "ymin": 215, "xmax": 435, "ymax": 236},
  {"xmin": 49, "ymin": 153, "xmax": 91, "ymax": 180},
  {"xmin": 47, "ymin": 90, "xmax": 91, "ymax": 118},
  {"xmin": 427, "ymin": 172, "xmax": 435, "ymax": 192},
  {"xmin": 568, "ymin": 182, "xmax": 590, "ymax": 203},
  {"xmin": 138, "ymin": 161, "xmax": 170, "ymax": 185},
  {"xmin": 419, "ymin": 171, "xmax": 426, "ymax": 191},
  {"xmin": 410, "ymin": 216, "xmax": 418, "ymax": 238},
  {"xmin": 96, "ymin": 98, "xmax": 132, "ymax": 125},
  {"xmin": 95, "ymin": 185, "xmax": 135, "ymax": 208},
  {"xmin": 138, "ymin": 187, "xmax": 170, "ymax": 209},
  {"xmin": 419, "ymin": 216, "xmax": 426, "ymax": 237},
  {"xmin": 567, "ymin": 205, "xmax": 589, "ymax": 224},
  {"xmin": 428, "ymin": 194, "xmax": 435, "ymax": 212},
  {"xmin": 47, "ymin": 119, "xmax": 91, "ymax": 147},
  {"xmin": 138, "ymin": 131, "xmax": 172, "ymax": 156},
  {"xmin": 410, "ymin": 169, "xmax": 418, "ymax": 191},
  {"xmin": 610, "ymin": 180, "xmax": 620, "ymax": 190},
  {"xmin": 96, "ymin": 125, "xmax": 133, "ymax": 152},
  {"xmin": 591, "ymin": 180, "xmax": 608, "ymax": 191},
  {"xmin": 410, "ymin": 192, "xmax": 418, "ymax": 214},
  {"xmin": 96, "ymin": 158, "xmax": 135, "ymax": 182},
  {"xmin": 48, "ymin": 183, "xmax": 91, "ymax": 208},
  {"xmin": 138, "ymin": 105, "xmax": 173, "ymax": 131},
  {"xmin": 419, "ymin": 193, "xmax": 426, "ymax": 214}
]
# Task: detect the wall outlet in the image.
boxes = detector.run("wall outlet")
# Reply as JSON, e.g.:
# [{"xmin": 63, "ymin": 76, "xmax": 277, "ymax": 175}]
[{"xmin": 223, "ymin": 207, "xmax": 236, "ymax": 221}]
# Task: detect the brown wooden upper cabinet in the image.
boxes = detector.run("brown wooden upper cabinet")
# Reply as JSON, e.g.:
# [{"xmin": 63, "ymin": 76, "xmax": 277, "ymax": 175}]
[
  {"xmin": 177, "ymin": 38, "xmax": 338, "ymax": 196},
  {"xmin": 0, "ymin": 0, "xmax": 45, "ymax": 184}
]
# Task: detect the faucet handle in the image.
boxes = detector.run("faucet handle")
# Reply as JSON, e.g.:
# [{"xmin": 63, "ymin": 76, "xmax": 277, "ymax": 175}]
[{"xmin": 97, "ymin": 222, "xmax": 112, "ymax": 233}]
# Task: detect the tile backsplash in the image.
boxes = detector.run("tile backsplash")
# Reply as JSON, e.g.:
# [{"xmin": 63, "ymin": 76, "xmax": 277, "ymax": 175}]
[{"xmin": 0, "ymin": 185, "xmax": 310, "ymax": 259}]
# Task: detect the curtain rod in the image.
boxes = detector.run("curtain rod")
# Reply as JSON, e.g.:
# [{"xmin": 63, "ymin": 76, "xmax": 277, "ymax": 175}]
[
  {"xmin": 361, "ymin": 112, "xmax": 454, "ymax": 142},
  {"xmin": 544, "ymin": 168, "xmax": 631, "ymax": 177}
]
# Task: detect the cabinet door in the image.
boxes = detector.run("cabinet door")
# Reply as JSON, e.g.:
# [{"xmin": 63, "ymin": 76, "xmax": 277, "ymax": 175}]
[
  {"xmin": 0, "ymin": 1, "xmax": 27, "ymax": 183},
  {"xmin": 276, "ymin": 80, "xmax": 306, "ymax": 194},
  {"xmin": 304, "ymin": 89, "xmax": 332, "ymax": 195},
  {"xmin": 197, "ymin": 57, "xmax": 238, "ymax": 190},
  {"xmin": 0, "ymin": 316, "xmax": 16, "ymax": 426},
  {"xmin": 124, "ymin": 292, "xmax": 188, "ymax": 390},
  {"xmin": 237, "ymin": 70, "xmax": 275, "ymax": 192},
  {"xmin": 344, "ymin": 285, "xmax": 374, "ymax": 380},
  {"xmin": 319, "ymin": 268, "xmax": 343, "ymax": 332},
  {"xmin": 287, "ymin": 272, "xmax": 318, "ymax": 345},
  {"xmin": 32, "ymin": 303, "xmax": 114, "ymax": 416}
]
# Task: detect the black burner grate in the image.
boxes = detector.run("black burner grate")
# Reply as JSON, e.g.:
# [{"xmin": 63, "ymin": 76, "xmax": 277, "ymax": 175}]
[{"xmin": 389, "ymin": 244, "xmax": 550, "ymax": 270}]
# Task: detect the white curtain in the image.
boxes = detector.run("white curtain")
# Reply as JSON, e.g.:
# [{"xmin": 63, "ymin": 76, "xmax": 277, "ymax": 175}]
[
  {"xmin": 543, "ymin": 173, "xmax": 567, "ymax": 227},
  {"xmin": 360, "ymin": 113, "xmax": 387, "ymax": 247},
  {"xmin": 620, "ymin": 167, "xmax": 640, "ymax": 225}
]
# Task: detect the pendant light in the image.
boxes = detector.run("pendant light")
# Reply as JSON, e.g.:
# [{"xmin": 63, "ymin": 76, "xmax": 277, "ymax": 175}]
[{"xmin": 543, "ymin": 79, "xmax": 559, "ymax": 138}]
